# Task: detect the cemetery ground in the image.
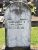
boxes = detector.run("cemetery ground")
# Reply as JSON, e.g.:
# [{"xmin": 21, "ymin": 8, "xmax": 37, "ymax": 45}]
[{"xmin": 0, "ymin": 27, "xmax": 38, "ymax": 50}]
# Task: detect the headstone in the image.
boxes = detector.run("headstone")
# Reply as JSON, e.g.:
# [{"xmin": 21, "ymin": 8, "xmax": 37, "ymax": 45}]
[{"xmin": 4, "ymin": 1, "xmax": 31, "ymax": 50}]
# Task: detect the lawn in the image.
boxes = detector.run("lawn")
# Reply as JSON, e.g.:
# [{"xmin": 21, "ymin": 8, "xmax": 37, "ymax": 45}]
[
  {"xmin": 0, "ymin": 27, "xmax": 38, "ymax": 47},
  {"xmin": 0, "ymin": 28, "xmax": 5, "ymax": 48},
  {"xmin": 31, "ymin": 27, "xmax": 38, "ymax": 45}
]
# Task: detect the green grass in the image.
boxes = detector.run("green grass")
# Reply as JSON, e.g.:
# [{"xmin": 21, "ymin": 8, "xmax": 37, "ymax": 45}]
[
  {"xmin": 0, "ymin": 27, "xmax": 38, "ymax": 46},
  {"xmin": 0, "ymin": 28, "xmax": 5, "ymax": 46},
  {"xmin": 31, "ymin": 27, "xmax": 38, "ymax": 45}
]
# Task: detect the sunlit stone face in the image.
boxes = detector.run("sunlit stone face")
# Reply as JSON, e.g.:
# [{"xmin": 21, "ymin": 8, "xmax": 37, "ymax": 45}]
[
  {"xmin": 10, "ymin": 0, "xmax": 27, "ymax": 2},
  {"xmin": 4, "ymin": 2, "xmax": 31, "ymax": 47}
]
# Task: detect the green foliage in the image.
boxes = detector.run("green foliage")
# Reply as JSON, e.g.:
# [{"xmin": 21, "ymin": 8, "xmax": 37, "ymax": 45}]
[{"xmin": 28, "ymin": 3, "xmax": 36, "ymax": 14}]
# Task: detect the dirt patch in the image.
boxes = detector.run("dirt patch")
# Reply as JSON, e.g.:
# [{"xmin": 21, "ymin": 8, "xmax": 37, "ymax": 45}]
[
  {"xmin": 32, "ymin": 16, "xmax": 38, "ymax": 21},
  {"xmin": 31, "ymin": 45, "xmax": 38, "ymax": 50}
]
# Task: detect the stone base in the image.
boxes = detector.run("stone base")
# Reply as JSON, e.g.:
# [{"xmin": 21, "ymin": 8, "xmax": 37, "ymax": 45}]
[{"xmin": 5, "ymin": 46, "xmax": 30, "ymax": 50}]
